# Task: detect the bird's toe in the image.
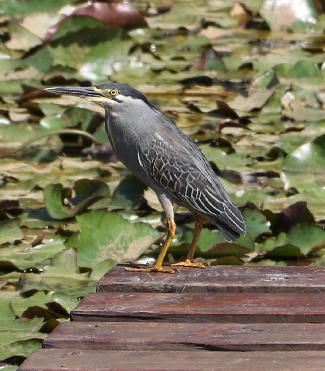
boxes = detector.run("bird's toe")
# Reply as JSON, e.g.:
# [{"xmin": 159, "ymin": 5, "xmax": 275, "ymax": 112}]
[
  {"xmin": 172, "ymin": 259, "xmax": 206, "ymax": 269},
  {"xmin": 125, "ymin": 266, "xmax": 175, "ymax": 274}
]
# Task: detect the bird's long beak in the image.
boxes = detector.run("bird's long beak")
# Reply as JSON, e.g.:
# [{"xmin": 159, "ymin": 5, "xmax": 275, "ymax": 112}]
[{"xmin": 44, "ymin": 86, "xmax": 105, "ymax": 101}]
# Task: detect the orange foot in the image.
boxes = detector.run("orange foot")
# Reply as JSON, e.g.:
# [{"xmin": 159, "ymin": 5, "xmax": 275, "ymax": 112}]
[
  {"xmin": 172, "ymin": 259, "xmax": 206, "ymax": 269},
  {"xmin": 125, "ymin": 266, "xmax": 175, "ymax": 274}
]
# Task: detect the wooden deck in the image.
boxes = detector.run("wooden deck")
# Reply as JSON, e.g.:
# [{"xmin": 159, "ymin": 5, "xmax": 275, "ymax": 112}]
[{"xmin": 19, "ymin": 265, "xmax": 325, "ymax": 370}]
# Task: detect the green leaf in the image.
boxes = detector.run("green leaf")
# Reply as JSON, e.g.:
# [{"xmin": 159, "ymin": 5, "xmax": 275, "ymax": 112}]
[
  {"xmin": 48, "ymin": 16, "xmax": 106, "ymax": 42},
  {"xmin": 287, "ymin": 60, "xmax": 322, "ymax": 79},
  {"xmin": 285, "ymin": 224, "xmax": 325, "ymax": 254},
  {"xmin": 170, "ymin": 227, "xmax": 254, "ymax": 257},
  {"xmin": 51, "ymin": 292, "xmax": 82, "ymax": 313},
  {"xmin": 171, "ymin": 228, "xmax": 223, "ymax": 253},
  {"xmin": 204, "ymin": 49, "xmax": 225, "ymax": 71},
  {"xmin": 210, "ymin": 256, "xmax": 244, "ymax": 265},
  {"xmin": 0, "ymin": 0, "xmax": 72, "ymax": 16},
  {"xmin": 282, "ymin": 134, "xmax": 325, "ymax": 191},
  {"xmin": 201, "ymin": 147, "xmax": 253, "ymax": 172},
  {"xmin": 0, "ymin": 302, "xmax": 16, "ymax": 323},
  {"xmin": 264, "ymin": 243, "xmax": 305, "ymax": 259},
  {"xmin": 0, "ymin": 219, "xmax": 24, "ymax": 245},
  {"xmin": 89, "ymin": 259, "xmax": 115, "ymax": 281},
  {"xmin": 264, "ymin": 224, "xmax": 325, "ymax": 257},
  {"xmin": 0, "ymin": 237, "xmax": 67, "ymax": 271},
  {"xmin": 11, "ymin": 291, "xmax": 53, "ymax": 317},
  {"xmin": 273, "ymin": 61, "xmax": 322, "ymax": 79},
  {"xmin": 24, "ymin": 46, "xmax": 53, "ymax": 73},
  {"xmin": 19, "ymin": 272, "xmax": 94, "ymax": 298},
  {"xmin": 253, "ymin": 70, "xmax": 278, "ymax": 88},
  {"xmin": 200, "ymin": 242, "xmax": 254, "ymax": 258},
  {"xmin": 110, "ymin": 174, "xmax": 147, "ymax": 209},
  {"xmin": 243, "ymin": 209, "xmax": 271, "ymax": 240},
  {"xmin": 169, "ymin": 217, "xmax": 255, "ymax": 259},
  {"xmin": 44, "ymin": 179, "xmax": 109, "ymax": 219},
  {"xmin": 48, "ymin": 27, "xmax": 133, "ymax": 81},
  {"xmin": 44, "ymin": 248, "xmax": 79, "ymax": 276},
  {"xmin": 65, "ymin": 210, "xmax": 162, "ymax": 268},
  {"xmin": 39, "ymin": 108, "xmax": 98, "ymax": 132},
  {"xmin": 0, "ymin": 338, "xmax": 44, "ymax": 360}
]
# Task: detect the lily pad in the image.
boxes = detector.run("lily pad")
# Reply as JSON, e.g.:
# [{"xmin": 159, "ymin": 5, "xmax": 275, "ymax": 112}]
[
  {"xmin": 200, "ymin": 241, "xmax": 254, "ymax": 258},
  {"xmin": 89, "ymin": 259, "xmax": 116, "ymax": 281},
  {"xmin": 0, "ymin": 218, "xmax": 24, "ymax": 245},
  {"xmin": 264, "ymin": 223, "xmax": 325, "ymax": 257},
  {"xmin": 39, "ymin": 107, "xmax": 98, "ymax": 132},
  {"xmin": 110, "ymin": 174, "xmax": 147, "ymax": 209},
  {"xmin": 65, "ymin": 210, "xmax": 162, "ymax": 268},
  {"xmin": 264, "ymin": 243, "xmax": 305, "ymax": 259},
  {"xmin": 242, "ymin": 209, "xmax": 271, "ymax": 240},
  {"xmin": 210, "ymin": 256, "xmax": 244, "ymax": 265},
  {"xmin": 0, "ymin": 300, "xmax": 45, "ymax": 359},
  {"xmin": 228, "ymin": 85, "xmax": 278, "ymax": 112},
  {"xmin": 273, "ymin": 61, "xmax": 322, "ymax": 80},
  {"xmin": 169, "ymin": 226, "xmax": 254, "ymax": 258},
  {"xmin": 44, "ymin": 248, "xmax": 79, "ymax": 276},
  {"xmin": 0, "ymin": 0, "xmax": 71, "ymax": 16},
  {"xmin": 48, "ymin": 27, "xmax": 133, "ymax": 81},
  {"xmin": 45, "ymin": 16, "xmax": 107, "ymax": 43},
  {"xmin": 281, "ymin": 134, "xmax": 325, "ymax": 191},
  {"xmin": 44, "ymin": 179, "xmax": 109, "ymax": 220},
  {"xmin": 0, "ymin": 237, "xmax": 67, "ymax": 271}
]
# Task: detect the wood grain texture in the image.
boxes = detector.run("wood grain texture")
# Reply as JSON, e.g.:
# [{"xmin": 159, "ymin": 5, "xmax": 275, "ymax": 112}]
[
  {"xmin": 20, "ymin": 267, "xmax": 325, "ymax": 370},
  {"xmin": 44, "ymin": 321, "xmax": 325, "ymax": 351},
  {"xmin": 97, "ymin": 265, "xmax": 325, "ymax": 293},
  {"xmin": 18, "ymin": 349, "xmax": 325, "ymax": 371},
  {"xmin": 71, "ymin": 292, "xmax": 325, "ymax": 323}
]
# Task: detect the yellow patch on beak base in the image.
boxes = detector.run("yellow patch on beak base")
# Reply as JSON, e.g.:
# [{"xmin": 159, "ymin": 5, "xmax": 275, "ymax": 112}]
[
  {"xmin": 91, "ymin": 87, "xmax": 118, "ymax": 103},
  {"xmin": 94, "ymin": 87, "xmax": 106, "ymax": 95},
  {"xmin": 85, "ymin": 87, "xmax": 113, "ymax": 103}
]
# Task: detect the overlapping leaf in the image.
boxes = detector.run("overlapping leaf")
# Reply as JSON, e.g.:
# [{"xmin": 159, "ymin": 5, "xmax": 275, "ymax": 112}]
[
  {"xmin": 44, "ymin": 179, "xmax": 109, "ymax": 219},
  {"xmin": 65, "ymin": 210, "xmax": 162, "ymax": 268}
]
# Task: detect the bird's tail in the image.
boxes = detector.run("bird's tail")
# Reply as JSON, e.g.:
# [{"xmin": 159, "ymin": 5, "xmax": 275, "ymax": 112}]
[
  {"xmin": 217, "ymin": 222, "xmax": 241, "ymax": 242},
  {"xmin": 215, "ymin": 203, "xmax": 246, "ymax": 242}
]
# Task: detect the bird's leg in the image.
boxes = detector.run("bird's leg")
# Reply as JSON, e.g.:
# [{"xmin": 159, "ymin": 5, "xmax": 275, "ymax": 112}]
[
  {"xmin": 125, "ymin": 218, "xmax": 176, "ymax": 274},
  {"xmin": 172, "ymin": 214, "xmax": 205, "ymax": 269}
]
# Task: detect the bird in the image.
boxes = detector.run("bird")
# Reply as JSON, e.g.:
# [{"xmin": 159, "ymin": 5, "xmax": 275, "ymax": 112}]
[{"xmin": 45, "ymin": 83, "xmax": 246, "ymax": 273}]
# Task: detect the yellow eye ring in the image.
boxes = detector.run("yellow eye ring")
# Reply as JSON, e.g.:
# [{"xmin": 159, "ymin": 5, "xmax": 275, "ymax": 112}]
[{"xmin": 110, "ymin": 89, "xmax": 118, "ymax": 96}]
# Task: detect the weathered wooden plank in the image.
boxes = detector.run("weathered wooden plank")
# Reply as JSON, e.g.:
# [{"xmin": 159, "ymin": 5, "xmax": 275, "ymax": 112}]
[
  {"xmin": 44, "ymin": 321, "xmax": 325, "ymax": 351},
  {"xmin": 71, "ymin": 292, "xmax": 325, "ymax": 323},
  {"xmin": 18, "ymin": 349, "xmax": 325, "ymax": 371},
  {"xmin": 97, "ymin": 265, "xmax": 325, "ymax": 293}
]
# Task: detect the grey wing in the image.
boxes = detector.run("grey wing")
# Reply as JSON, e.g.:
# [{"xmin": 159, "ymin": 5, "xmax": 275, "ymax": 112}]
[{"xmin": 138, "ymin": 130, "xmax": 246, "ymax": 239}]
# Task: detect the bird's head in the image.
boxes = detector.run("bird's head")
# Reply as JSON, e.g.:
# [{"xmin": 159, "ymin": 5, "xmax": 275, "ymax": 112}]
[{"xmin": 45, "ymin": 83, "xmax": 152, "ymax": 116}]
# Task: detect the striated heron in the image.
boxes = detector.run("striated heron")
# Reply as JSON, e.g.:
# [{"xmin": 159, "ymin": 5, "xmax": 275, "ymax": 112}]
[{"xmin": 45, "ymin": 83, "xmax": 246, "ymax": 273}]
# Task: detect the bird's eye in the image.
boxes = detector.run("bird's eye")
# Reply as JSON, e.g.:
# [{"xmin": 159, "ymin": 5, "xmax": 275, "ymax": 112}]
[{"xmin": 110, "ymin": 89, "xmax": 118, "ymax": 96}]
